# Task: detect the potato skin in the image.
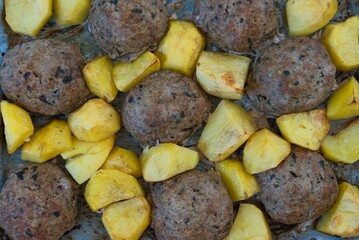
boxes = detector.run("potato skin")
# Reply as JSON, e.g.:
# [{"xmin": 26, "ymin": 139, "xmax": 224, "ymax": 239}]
[
  {"xmin": 151, "ymin": 170, "xmax": 233, "ymax": 240},
  {"xmin": 257, "ymin": 146, "xmax": 339, "ymax": 225}
]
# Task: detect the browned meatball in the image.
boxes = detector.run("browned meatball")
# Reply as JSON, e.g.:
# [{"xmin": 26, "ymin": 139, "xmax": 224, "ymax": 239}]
[
  {"xmin": 193, "ymin": 0, "xmax": 278, "ymax": 52},
  {"xmin": 151, "ymin": 170, "xmax": 233, "ymax": 240},
  {"xmin": 0, "ymin": 39, "xmax": 90, "ymax": 116},
  {"xmin": 88, "ymin": 0, "xmax": 168, "ymax": 61},
  {"xmin": 257, "ymin": 147, "xmax": 339, "ymax": 225},
  {"xmin": 0, "ymin": 163, "xmax": 78, "ymax": 240},
  {"xmin": 246, "ymin": 37, "xmax": 336, "ymax": 117},
  {"xmin": 122, "ymin": 70, "xmax": 210, "ymax": 147}
]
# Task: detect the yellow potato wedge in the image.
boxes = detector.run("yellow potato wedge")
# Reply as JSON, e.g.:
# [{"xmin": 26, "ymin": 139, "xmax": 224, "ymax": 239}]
[
  {"xmin": 84, "ymin": 169, "xmax": 144, "ymax": 212},
  {"xmin": 54, "ymin": 0, "xmax": 91, "ymax": 26},
  {"xmin": 21, "ymin": 120, "xmax": 72, "ymax": 163},
  {"xmin": 102, "ymin": 196, "xmax": 151, "ymax": 240},
  {"xmin": 196, "ymin": 51, "xmax": 251, "ymax": 99},
  {"xmin": 0, "ymin": 100, "xmax": 34, "ymax": 154}
]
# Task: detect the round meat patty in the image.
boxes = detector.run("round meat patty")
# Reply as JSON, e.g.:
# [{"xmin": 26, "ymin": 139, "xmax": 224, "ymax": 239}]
[
  {"xmin": 151, "ymin": 170, "xmax": 233, "ymax": 240},
  {"xmin": 246, "ymin": 37, "xmax": 336, "ymax": 117},
  {"xmin": 257, "ymin": 146, "xmax": 339, "ymax": 225},
  {"xmin": 0, "ymin": 39, "xmax": 90, "ymax": 116},
  {"xmin": 0, "ymin": 163, "xmax": 79, "ymax": 240},
  {"xmin": 122, "ymin": 70, "xmax": 210, "ymax": 147},
  {"xmin": 193, "ymin": 0, "xmax": 278, "ymax": 52},
  {"xmin": 88, "ymin": 0, "xmax": 168, "ymax": 61}
]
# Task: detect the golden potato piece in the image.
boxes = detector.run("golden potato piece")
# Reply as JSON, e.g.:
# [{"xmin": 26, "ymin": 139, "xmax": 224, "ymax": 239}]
[
  {"xmin": 326, "ymin": 77, "xmax": 359, "ymax": 120},
  {"xmin": 321, "ymin": 120, "xmax": 359, "ymax": 164},
  {"xmin": 82, "ymin": 56, "xmax": 118, "ymax": 103},
  {"xmin": 21, "ymin": 120, "xmax": 72, "ymax": 163},
  {"xmin": 54, "ymin": 0, "xmax": 91, "ymax": 26},
  {"xmin": 243, "ymin": 129, "xmax": 291, "ymax": 174},
  {"xmin": 225, "ymin": 204, "xmax": 272, "ymax": 240},
  {"xmin": 102, "ymin": 146, "xmax": 142, "ymax": 179},
  {"xmin": 196, "ymin": 51, "xmax": 250, "ymax": 99},
  {"xmin": 102, "ymin": 196, "xmax": 151, "ymax": 240},
  {"xmin": 286, "ymin": 0, "xmax": 338, "ymax": 37},
  {"xmin": 155, "ymin": 20, "xmax": 206, "ymax": 77},
  {"xmin": 5, "ymin": 0, "xmax": 52, "ymax": 37},
  {"xmin": 215, "ymin": 159, "xmax": 260, "ymax": 202},
  {"xmin": 140, "ymin": 143, "xmax": 199, "ymax": 182},
  {"xmin": 276, "ymin": 109, "xmax": 330, "ymax": 151},
  {"xmin": 84, "ymin": 169, "xmax": 144, "ymax": 212},
  {"xmin": 198, "ymin": 100, "xmax": 258, "ymax": 162},
  {"xmin": 316, "ymin": 182, "xmax": 359, "ymax": 238},
  {"xmin": 64, "ymin": 136, "xmax": 115, "ymax": 184},
  {"xmin": 321, "ymin": 16, "xmax": 359, "ymax": 71},
  {"xmin": 0, "ymin": 100, "xmax": 33, "ymax": 154},
  {"xmin": 68, "ymin": 98, "xmax": 121, "ymax": 142},
  {"xmin": 112, "ymin": 51, "xmax": 160, "ymax": 92}
]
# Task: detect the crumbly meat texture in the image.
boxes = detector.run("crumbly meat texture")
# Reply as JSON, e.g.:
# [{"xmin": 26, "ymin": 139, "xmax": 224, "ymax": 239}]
[
  {"xmin": 151, "ymin": 170, "xmax": 233, "ymax": 240},
  {"xmin": 122, "ymin": 70, "xmax": 210, "ymax": 147},
  {"xmin": 257, "ymin": 146, "xmax": 339, "ymax": 225},
  {"xmin": 193, "ymin": 0, "xmax": 278, "ymax": 52},
  {"xmin": 88, "ymin": 0, "xmax": 168, "ymax": 61},
  {"xmin": 0, "ymin": 163, "xmax": 79, "ymax": 240},
  {"xmin": 246, "ymin": 37, "xmax": 336, "ymax": 117},
  {"xmin": 0, "ymin": 39, "xmax": 90, "ymax": 116}
]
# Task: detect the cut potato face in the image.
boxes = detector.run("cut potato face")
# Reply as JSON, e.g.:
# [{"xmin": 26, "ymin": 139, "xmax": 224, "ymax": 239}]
[
  {"xmin": 140, "ymin": 143, "xmax": 199, "ymax": 182},
  {"xmin": 54, "ymin": 0, "xmax": 91, "ymax": 26},
  {"xmin": 5, "ymin": 0, "xmax": 52, "ymax": 37},
  {"xmin": 0, "ymin": 100, "xmax": 34, "ymax": 154},
  {"xmin": 84, "ymin": 169, "xmax": 144, "ymax": 212},
  {"xmin": 196, "ymin": 51, "xmax": 251, "ymax": 99}
]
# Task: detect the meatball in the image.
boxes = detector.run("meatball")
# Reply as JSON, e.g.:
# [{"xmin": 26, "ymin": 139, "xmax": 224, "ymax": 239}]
[
  {"xmin": 88, "ymin": 0, "xmax": 168, "ymax": 61},
  {"xmin": 257, "ymin": 147, "xmax": 339, "ymax": 225},
  {"xmin": 151, "ymin": 170, "xmax": 233, "ymax": 240},
  {"xmin": 122, "ymin": 70, "xmax": 210, "ymax": 147},
  {"xmin": 246, "ymin": 37, "xmax": 336, "ymax": 117},
  {"xmin": 0, "ymin": 39, "xmax": 90, "ymax": 116},
  {"xmin": 0, "ymin": 163, "xmax": 78, "ymax": 240},
  {"xmin": 193, "ymin": 0, "xmax": 278, "ymax": 52}
]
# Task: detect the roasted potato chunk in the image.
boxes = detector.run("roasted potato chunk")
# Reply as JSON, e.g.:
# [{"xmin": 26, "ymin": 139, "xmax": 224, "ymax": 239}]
[{"xmin": 54, "ymin": 0, "xmax": 91, "ymax": 26}]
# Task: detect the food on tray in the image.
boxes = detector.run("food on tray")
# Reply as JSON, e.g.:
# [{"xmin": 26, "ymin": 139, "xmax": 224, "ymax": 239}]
[
  {"xmin": 215, "ymin": 159, "xmax": 260, "ymax": 202},
  {"xmin": 112, "ymin": 51, "xmax": 160, "ymax": 92},
  {"xmin": 140, "ymin": 143, "xmax": 199, "ymax": 182},
  {"xmin": 257, "ymin": 146, "xmax": 339, "ymax": 225},
  {"xmin": 122, "ymin": 70, "xmax": 210, "ymax": 147},
  {"xmin": 154, "ymin": 20, "xmax": 206, "ymax": 77},
  {"xmin": 243, "ymin": 128, "xmax": 291, "ymax": 174},
  {"xmin": 4, "ymin": 0, "xmax": 52, "ymax": 37},
  {"xmin": 151, "ymin": 170, "xmax": 233, "ymax": 240},
  {"xmin": 0, "ymin": 39, "xmax": 90, "ymax": 115},
  {"xmin": 54, "ymin": 0, "xmax": 91, "ymax": 26},
  {"xmin": 326, "ymin": 77, "xmax": 359, "ymax": 120},
  {"xmin": 198, "ymin": 100, "xmax": 258, "ymax": 162},
  {"xmin": 82, "ymin": 55, "xmax": 118, "ymax": 103},
  {"xmin": 246, "ymin": 37, "xmax": 336, "ymax": 117},
  {"xmin": 102, "ymin": 146, "xmax": 142, "ymax": 178},
  {"xmin": 286, "ymin": 0, "xmax": 338, "ymax": 37},
  {"xmin": 0, "ymin": 100, "xmax": 33, "ymax": 154},
  {"xmin": 321, "ymin": 120, "xmax": 359, "ymax": 164},
  {"xmin": 84, "ymin": 169, "xmax": 144, "ymax": 212},
  {"xmin": 276, "ymin": 109, "xmax": 330, "ymax": 151},
  {"xmin": 193, "ymin": 0, "xmax": 278, "ymax": 52},
  {"xmin": 225, "ymin": 204, "xmax": 272, "ymax": 240},
  {"xmin": 0, "ymin": 163, "xmax": 78, "ymax": 240},
  {"xmin": 63, "ymin": 135, "xmax": 115, "ymax": 184},
  {"xmin": 21, "ymin": 120, "xmax": 72, "ymax": 163},
  {"xmin": 88, "ymin": 0, "xmax": 168, "ymax": 62},
  {"xmin": 321, "ymin": 16, "xmax": 359, "ymax": 71},
  {"xmin": 316, "ymin": 182, "xmax": 359, "ymax": 238},
  {"xmin": 68, "ymin": 98, "xmax": 121, "ymax": 142},
  {"xmin": 196, "ymin": 51, "xmax": 251, "ymax": 99},
  {"xmin": 102, "ymin": 196, "xmax": 151, "ymax": 240}
]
